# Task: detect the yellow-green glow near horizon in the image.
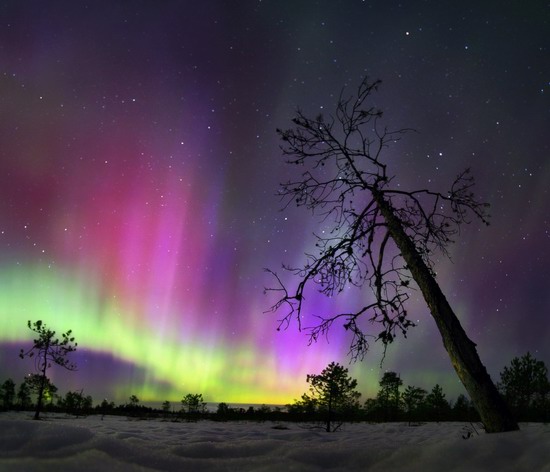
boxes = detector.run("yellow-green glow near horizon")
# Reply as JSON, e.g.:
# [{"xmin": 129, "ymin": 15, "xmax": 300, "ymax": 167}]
[{"xmin": 0, "ymin": 263, "xmax": 330, "ymax": 404}]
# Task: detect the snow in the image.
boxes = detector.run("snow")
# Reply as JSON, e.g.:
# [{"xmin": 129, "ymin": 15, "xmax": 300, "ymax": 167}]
[{"xmin": 1, "ymin": 412, "xmax": 549, "ymax": 471}]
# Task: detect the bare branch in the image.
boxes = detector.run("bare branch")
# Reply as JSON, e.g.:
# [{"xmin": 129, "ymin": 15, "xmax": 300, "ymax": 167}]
[{"xmin": 267, "ymin": 76, "xmax": 490, "ymax": 361}]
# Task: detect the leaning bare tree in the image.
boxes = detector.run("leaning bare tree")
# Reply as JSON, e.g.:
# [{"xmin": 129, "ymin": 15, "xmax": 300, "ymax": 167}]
[{"xmin": 266, "ymin": 77, "xmax": 518, "ymax": 433}]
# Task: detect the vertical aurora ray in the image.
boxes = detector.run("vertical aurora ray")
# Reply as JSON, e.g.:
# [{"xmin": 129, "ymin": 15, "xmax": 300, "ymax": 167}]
[{"xmin": 0, "ymin": 126, "xmax": 350, "ymax": 403}]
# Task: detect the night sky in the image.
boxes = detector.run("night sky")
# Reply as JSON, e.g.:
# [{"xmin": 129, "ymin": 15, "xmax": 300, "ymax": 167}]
[{"xmin": 1, "ymin": 1, "xmax": 549, "ymax": 405}]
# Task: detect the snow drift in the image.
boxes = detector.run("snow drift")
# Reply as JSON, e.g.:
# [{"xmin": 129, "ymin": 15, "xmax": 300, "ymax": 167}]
[{"xmin": 1, "ymin": 412, "xmax": 549, "ymax": 471}]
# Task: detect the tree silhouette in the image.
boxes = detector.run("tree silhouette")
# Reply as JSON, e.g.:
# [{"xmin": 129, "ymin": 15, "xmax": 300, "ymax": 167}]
[
  {"xmin": 19, "ymin": 320, "xmax": 77, "ymax": 419},
  {"xmin": 402, "ymin": 385, "xmax": 426, "ymax": 426},
  {"xmin": 216, "ymin": 402, "xmax": 230, "ymax": 419},
  {"xmin": 127, "ymin": 394, "xmax": 140, "ymax": 410},
  {"xmin": 62, "ymin": 390, "xmax": 93, "ymax": 416},
  {"xmin": 16, "ymin": 381, "xmax": 32, "ymax": 409},
  {"xmin": 181, "ymin": 393, "xmax": 206, "ymax": 419},
  {"xmin": 376, "ymin": 371, "xmax": 402, "ymax": 422},
  {"xmin": 0, "ymin": 378, "xmax": 16, "ymax": 410},
  {"xmin": 161, "ymin": 400, "xmax": 172, "ymax": 416},
  {"xmin": 267, "ymin": 77, "xmax": 517, "ymax": 433},
  {"xmin": 305, "ymin": 361, "xmax": 361, "ymax": 432},
  {"xmin": 425, "ymin": 384, "xmax": 450, "ymax": 422},
  {"xmin": 498, "ymin": 352, "xmax": 550, "ymax": 420},
  {"xmin": 452, "ymin": 393, "xmax": 477, "ymax": 422}
]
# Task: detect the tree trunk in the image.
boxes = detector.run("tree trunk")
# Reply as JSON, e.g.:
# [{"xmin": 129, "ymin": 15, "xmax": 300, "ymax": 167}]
[
  {"xmin": 326, "ymin": 388, "xmax": 333, "ymax": 432},
  {"xmin": 374, "ymin": 191, "xmax": 518, "ymax": 433},
  {"xmin": 34, "ymin": 342, "xmax": 49, "ymax": 420},
  {"xmin": 34, "ymin": 373, "xmax": 46, "ymax": 420},
  {"xmin": 34, "ymin": 379, "xmax": 45, "ymax": 420}
]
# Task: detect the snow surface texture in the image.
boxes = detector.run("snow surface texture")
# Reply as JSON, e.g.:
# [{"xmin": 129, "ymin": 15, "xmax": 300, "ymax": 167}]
[{"xmin": 1, "ymin": 412, "xmax": 549, "ymax": 471}]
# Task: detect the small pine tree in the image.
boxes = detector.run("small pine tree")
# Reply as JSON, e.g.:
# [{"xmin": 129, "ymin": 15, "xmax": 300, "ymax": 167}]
[
  {"xmin": 452, "ymin": 394, "xmax": 476, "ymax": 421},
  {"xmin": 377, "ymin": 372, "xmax": 403, "ymax": 421},
  {"xmin": 0, "ymin": 379, "xmax": 16, "ymax": 410},
  {"xmin": 19, "ymin": 320, "xmax": 77, "ymax": 419},
  {"xmin": 181, "ymin": 393, "xmax": 206, "ymax": 418},
  {"xmin": 498, "ymin": 352, "xmax": 550, "ymax": 420},
  {"xmin": 401, "ymin": 385, "xmax": 427, "ymax": 425},
  {"xmin": 63, "ymin": 390, "xmax": 92, "ymax": 416},
  {"xmin": 305, "ymin": 362, "xmax": 361, "ymax": 432},
  {"xmin": 98, "ymin": 398, "xmax": 115, "ymax": 415},
  {"xmin": 16, "ymin": 381, "xmax": 32, "ymax": 410},
  {"xmin": 426, "ymin": 384, "xmax": 450, "ymax": 422},
  {"xmin": 216, "ymin": 402, "xmax": 230, "ymax": 418},
  {"xmin": 128, "ymin": 395, "xmax": 140, "ymax": 408}
]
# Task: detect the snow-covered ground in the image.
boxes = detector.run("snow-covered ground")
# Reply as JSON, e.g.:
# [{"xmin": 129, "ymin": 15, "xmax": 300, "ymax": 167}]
[{"xmin": 1, "ymin": 412, "xmax": 549, "ymax": 471}]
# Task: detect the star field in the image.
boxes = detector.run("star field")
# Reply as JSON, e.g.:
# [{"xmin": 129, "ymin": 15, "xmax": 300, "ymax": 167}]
[{"xmin": 0, "ymin": 1, "xmax": 548, "ymax": 404}]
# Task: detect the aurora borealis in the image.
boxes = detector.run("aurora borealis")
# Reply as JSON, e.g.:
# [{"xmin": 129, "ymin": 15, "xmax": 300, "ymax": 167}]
[{"xmin": 1, "ymin": 1, "xmax": 549, "ymax": 405}]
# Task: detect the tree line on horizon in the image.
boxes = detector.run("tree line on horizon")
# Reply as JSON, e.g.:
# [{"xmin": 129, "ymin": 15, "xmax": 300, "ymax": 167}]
[
  {"xmin": 284, "ymin": 357, "xmax": 550, "ymax": 431},
  {"xmin": 3, "ymin": 353, "xmax": 549, "ymax": 426}
]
